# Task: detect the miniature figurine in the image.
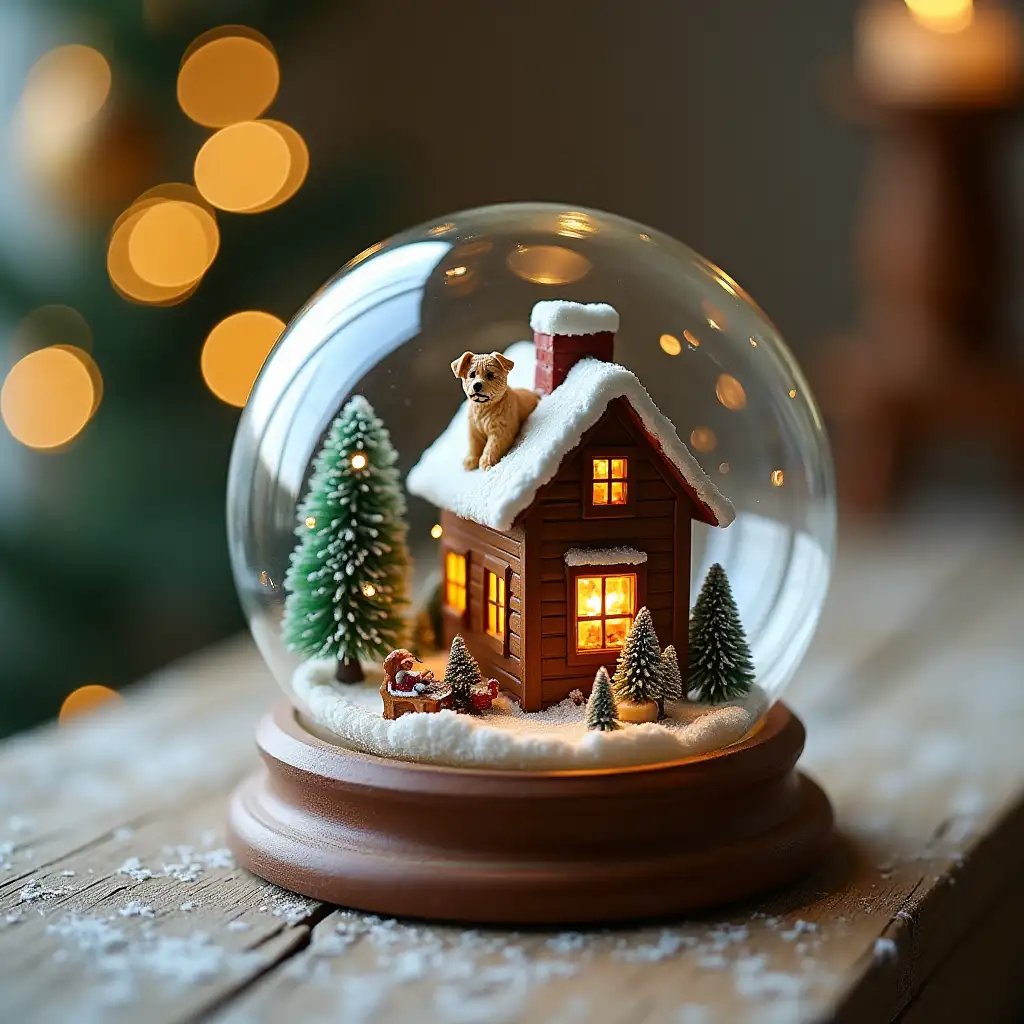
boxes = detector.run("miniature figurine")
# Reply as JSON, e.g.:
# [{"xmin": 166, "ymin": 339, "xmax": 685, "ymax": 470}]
[
  {"xmin": 586, "ymin": 667, "xmax": 620, "ymax": 732},
  {"xmin": 384, "ymin": 649, "xmax": 433, "ymax": 695},
  {"xmin": 283, "ymin": 396, "xmax": 409, "ymax": 683},
  {"xmin": 688, "ymin": 563, "xmax": 755, "ymax": 704},
  {"xmin": 408, "ymin": 300, "xmax": 737, "ymax": 714},
  {"xmin": 380, "ymin": 648, "xmax": 452, "ymax": 721},
  {"xmin": 450, "ymin": 350, "xmax": 539, "ymax": 471}
]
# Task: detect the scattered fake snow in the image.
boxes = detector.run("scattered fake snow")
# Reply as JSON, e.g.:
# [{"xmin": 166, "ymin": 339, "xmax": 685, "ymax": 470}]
[
  {"xmin": 564, "ymin": 546, "xmax": 647, "ymax": 567},
  {"xmin": 529, "ymin": 299, "xmax": 620, "ymax": 337},
  {"xmin": 406, "ymin": 341, "xmax": 734, "ymax": 532},
  {"xmin": 291, "ymin": 657, "xmax": 766, "ymax": 771}
]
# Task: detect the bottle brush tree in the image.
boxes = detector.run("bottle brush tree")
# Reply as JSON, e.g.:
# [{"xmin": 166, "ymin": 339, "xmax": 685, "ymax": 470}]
[
  {"xmin": 658, "ymin": 644, "xmax": 683, "ymax": 715},
  {"xmin": 687, "ymin": 563, "xmax": 755, "ymax": 703},
  {"xmin": 283, "ymin": 395, "xmax": 410, "ymax": 683},
  {"xmin": 443, "ymin": 633, "xmax": 482, "ymax": 713},
  {"xmin": 586, "ymin": 666, "xmax": 620, "ymax": 732},
  {"xmin": 612, "ymin": 606, "xmax": 662, "ymax": 707}
]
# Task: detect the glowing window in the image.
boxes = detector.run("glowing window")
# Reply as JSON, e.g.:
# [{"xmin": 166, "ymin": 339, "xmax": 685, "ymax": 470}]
[
  {"xmin": 592, "ymin": 457, "xmax": 628, "ymax": 505},
  {"xmin": 445, "ymin": 551, "xmax": 466, "ymax": 614},
  {"xmin": 486, "ymin": 570, "xmax": 506, "ymax": 639},
  {"xmin": 575, "ymin": 574, "xmax": 637, "ymax": 652}
]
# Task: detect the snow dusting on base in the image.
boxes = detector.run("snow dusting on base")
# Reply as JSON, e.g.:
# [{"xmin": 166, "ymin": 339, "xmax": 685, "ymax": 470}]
[{"xmin": 291, "ymin": 657, "xmax": 767, "ymax": 771}]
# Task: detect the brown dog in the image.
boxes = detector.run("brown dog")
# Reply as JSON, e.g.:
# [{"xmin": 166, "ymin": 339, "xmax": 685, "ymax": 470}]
[{"xmin": 451, "ymin": 351, "xmax": 539, "ymax": 470}]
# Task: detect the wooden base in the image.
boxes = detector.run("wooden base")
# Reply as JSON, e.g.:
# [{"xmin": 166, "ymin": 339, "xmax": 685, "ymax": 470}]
[{"xmin": 227, "ymin": 701, "xmax": 833, "ymax": 924}]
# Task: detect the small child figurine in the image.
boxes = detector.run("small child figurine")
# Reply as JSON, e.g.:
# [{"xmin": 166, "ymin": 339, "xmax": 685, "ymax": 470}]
[{"xmin": 383, "ymin": 649, "xmax": 434, "ymax": 695}]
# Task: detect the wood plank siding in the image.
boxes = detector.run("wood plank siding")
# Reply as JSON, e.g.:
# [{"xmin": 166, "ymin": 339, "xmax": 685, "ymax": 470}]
[{"xmin": 440, "ymin": 398, "xmax": 704, "ymax": 710}]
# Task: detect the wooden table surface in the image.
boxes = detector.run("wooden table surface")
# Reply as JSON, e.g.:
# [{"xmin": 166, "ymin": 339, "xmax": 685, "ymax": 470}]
[{"xmin": 2, "ymin": 526, "xmax": 1023, "ymax": 1024}]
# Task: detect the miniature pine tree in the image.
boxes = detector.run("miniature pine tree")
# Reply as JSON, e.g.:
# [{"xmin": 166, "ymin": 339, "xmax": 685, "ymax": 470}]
[
  {"xmin": 586, "ymin": 666, "xmax": 620, "ymax": 732},
  {"xmin": 443, "ymin": 634, "xmax": 482, "ymax": 713},
  {"xmin": 687, "ymin": 563, "xmax": 755, "ymax": 703},
  {"xmin": 658, "ymin": 644, "xmax": 684, "ymax": 714},
  {"xmin": 612, "ymin": 606, "xmax": 662, "ymax": 706},
  {"xmin": 282, "ymin": 396, "xmax": 410, "ymax": 683}
]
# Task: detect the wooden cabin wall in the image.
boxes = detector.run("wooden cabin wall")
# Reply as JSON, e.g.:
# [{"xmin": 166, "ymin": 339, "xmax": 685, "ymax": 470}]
[
  {"xmin": 522, "ymin": 399, "xmax": 694, "ymax": 709},
  {"xmin": 439, "ymin": 511, "xmax": 525, "ymax": 702}
]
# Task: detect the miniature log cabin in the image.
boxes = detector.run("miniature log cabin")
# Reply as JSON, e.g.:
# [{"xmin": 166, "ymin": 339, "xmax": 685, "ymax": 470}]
[{"xmin": 407, "ymin": 301, "xmax": 735, "ymax": 711}]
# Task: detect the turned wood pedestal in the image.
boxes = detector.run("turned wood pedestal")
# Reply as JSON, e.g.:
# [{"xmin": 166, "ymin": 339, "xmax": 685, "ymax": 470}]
[
  {"xmin": 228, "ymin": 700, "xmax": 832, "ymax": 924},
  {"xmin": 819, "ymin": 85, "xmax": 1024, "ymax": 514}
]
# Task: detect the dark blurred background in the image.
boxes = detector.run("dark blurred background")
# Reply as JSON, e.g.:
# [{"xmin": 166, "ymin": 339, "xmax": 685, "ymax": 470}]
[{"xmin": 2, "ymin": 0, "xmax": 1022, "ymax": 736}]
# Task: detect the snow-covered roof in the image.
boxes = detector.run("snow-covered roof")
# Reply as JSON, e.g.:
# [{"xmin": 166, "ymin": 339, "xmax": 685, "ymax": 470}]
[
  {"xmin": 530, "ymin": 300, "xmax": 619, "ymax": 336},
  {"xmin": 406, "ymin": 341, "xmax": 735, "ymax": 532},
  {"xmin": 564, "ymin": 547, "xmax": 648, "ymax": 567}
]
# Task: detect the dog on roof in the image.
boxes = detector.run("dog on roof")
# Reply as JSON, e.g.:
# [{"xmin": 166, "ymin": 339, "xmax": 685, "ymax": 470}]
[{"xmin": 451, "ymin": 351, "xmax": 539, "ymax": 471}]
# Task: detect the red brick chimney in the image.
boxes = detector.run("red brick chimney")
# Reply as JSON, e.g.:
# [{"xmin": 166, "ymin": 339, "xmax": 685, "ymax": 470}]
[{"xmin": 531, "ymin": 301, "xmax": 620, "ymax": 395}]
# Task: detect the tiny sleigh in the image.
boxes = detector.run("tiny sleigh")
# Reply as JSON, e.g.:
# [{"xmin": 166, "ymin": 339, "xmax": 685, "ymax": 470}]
[{"xmin": 380, "ymin": 678, "xmax": 453, "ymax": 720}]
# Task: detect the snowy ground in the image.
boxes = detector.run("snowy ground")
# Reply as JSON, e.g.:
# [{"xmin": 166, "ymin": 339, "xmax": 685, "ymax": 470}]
[{"xmin": 290, "ymin": 657, "xmax": 768, "ymax": 771}]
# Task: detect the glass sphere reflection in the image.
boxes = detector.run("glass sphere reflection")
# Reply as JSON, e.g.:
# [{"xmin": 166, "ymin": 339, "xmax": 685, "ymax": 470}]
[{"xmin": 227, "ymin": 202, "xmax": 835, "ymax": 732}]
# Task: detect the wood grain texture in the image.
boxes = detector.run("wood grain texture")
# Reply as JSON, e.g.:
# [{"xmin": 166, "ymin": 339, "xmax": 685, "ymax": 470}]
[{"xmin": 1, "ymin": 527, "xmax": 1023, "ymax": 1023}]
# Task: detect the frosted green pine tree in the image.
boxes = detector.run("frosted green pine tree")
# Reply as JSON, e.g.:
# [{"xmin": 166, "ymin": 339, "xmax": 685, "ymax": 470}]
[
  {"xmin": 586, "ymin": 666, "xmax": 620, "ymax": 732},
  {"xmin": 687, "ymin": 563, "xmax": 755, "ymax": 703},
  {"xmin": 443, "ymin": 634, "xmax": 482, "ymax": 713},
  {"xmin": 658, "ymin": 644, "xmax": 683, "ymax": 715},
  {"xmin": 283, "ymin": 396, "xmax": 409, "ymax": 682},
  {"xmin": 612, "ymin": 606, "xmax": 662, "ymax": 706}
]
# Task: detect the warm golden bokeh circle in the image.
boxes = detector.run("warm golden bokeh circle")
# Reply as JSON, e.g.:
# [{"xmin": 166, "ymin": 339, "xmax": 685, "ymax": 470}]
[
  {"xmin": 177, "ymin": 28, "xmax": 279, "ymax": 128},
  {"xmin": 715, "ymin": 373, "xmax": 748, "ymax": 411},
  {"xmin": 108, "ymin": 186, "xmax": 219, "ymax": 304},
  {"xmin": 506, "ymin": 245, "xmax": 592, "ymax": 285},
  {"xmin": 194, "ymin": 121, "xmax": 292, "ymax": 212},
  {"xmin": 1, "ymin": 345, "xmax": 99, "ymax": 449},
  {"xmin": 21, "ymin": 44, "xmax": 112, "ymax": 131},
  {"xmin": 128, "ymin": 201, "xmax": 217, "ymax": 288},
  {"xmin": 659, "ymin": 334, "xmax": 682, "ymax": 356},
  {"xmin": 689, "ymin": 427, "xmax": 718, "ymax": 452},
  {"xmin": 59, "ymin": 684, "xmax": 122, "ymax": 725},
  {"xmin": 201, "ymin": 310, "xmax": 285, "ymax": 406}
]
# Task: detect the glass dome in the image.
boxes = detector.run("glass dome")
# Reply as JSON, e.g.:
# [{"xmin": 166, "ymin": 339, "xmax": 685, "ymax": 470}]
[{"xmin": 227, "ymin": 202, "xmax": 835, "ymax": 756}]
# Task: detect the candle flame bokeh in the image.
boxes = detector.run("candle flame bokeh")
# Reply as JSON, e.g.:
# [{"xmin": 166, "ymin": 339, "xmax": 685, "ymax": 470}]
[{"xmin": 905, "ymin": 0, "xmax": 974, "ymax": 34}]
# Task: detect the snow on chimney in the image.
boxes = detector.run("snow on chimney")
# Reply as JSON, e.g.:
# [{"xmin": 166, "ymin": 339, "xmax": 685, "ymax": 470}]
[{"xmin": 530, "ymin": 301, "xmax": 620, "ymax": 395}]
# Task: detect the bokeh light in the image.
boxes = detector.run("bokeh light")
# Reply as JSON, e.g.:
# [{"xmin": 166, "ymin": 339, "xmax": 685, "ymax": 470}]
[
  {"xmin": 194, "ymin": 120, "xmax": 292, "ymax": 212},
  {"xmin": 15, "ymin": 45, "xmax": 111, "ymax": 174},
  {"xmin": 715, "ymin": 373, "xmax": 747, "ymax": 411},
  {"xmin": 128, "ymin": 201, "xmax": 218, "ymax": 288},
  {"xmin": 689, "ymin": 427, "xmax": 717, "ymax": 452},
  {"xmin": 659, "ymin": 334, "xmax": 682, "ymax": 356},
  {"xmin": 177, "ymin": 27, "xmax": 279, "ymax": 128},
  {"xmin": 905, "ymin": 0, "xmax": 974, "ymax": 33},
  {"xmin": 59, "ymin": 684, "xmax": 122, "ymax": 725},
  {"xmin": 2, "ymin": 345, "xmax": 99, "ymax": 449},
  {"xmin": 201, "ymin": 311, "xmax": 285, "ymax": 406},
  {"xmin": 506, "ymin": 245, "xmax": 592, "ymax": 285},
  {"xmin": 108, "ymin": 185, "xmax": 219, "ymax": 304}
]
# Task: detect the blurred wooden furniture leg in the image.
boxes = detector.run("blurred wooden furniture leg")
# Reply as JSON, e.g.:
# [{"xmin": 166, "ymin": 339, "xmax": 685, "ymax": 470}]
[{"xmin": 819, "ymin": 92, "xmax": 1024, "ymax": 514}]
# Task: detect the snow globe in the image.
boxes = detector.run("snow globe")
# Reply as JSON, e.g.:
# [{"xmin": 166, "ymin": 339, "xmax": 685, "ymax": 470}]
[{"xmin": 227, "ymin": 203, "xmax": 835, "ymax": 923}]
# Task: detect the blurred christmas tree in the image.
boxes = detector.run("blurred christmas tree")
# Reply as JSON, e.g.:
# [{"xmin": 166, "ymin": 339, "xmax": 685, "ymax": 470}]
[{"xmin": 0, "ymin": 0, "xmax": 405, "ymax": 735}]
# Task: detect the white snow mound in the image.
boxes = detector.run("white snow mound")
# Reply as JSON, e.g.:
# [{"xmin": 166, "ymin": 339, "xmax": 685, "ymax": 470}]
[
  {"xmin": 530, "ymin": 300, "xmax": 620, "ymax": 336},
  {"xmin": 406, "ymin": 341, "xmax": 734, "ymax": 532},
  {"xmin": 292, "ymin": 659, "xmax": 767, "ymax": 771}
]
